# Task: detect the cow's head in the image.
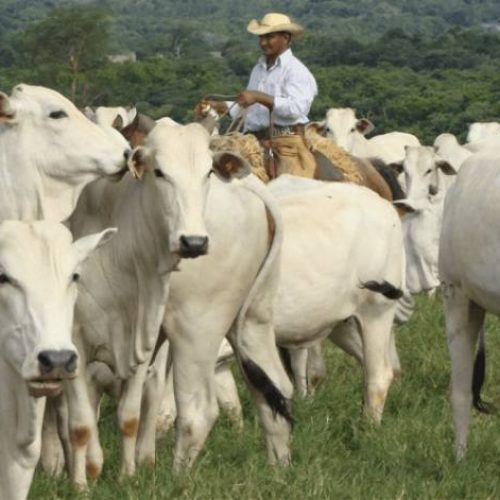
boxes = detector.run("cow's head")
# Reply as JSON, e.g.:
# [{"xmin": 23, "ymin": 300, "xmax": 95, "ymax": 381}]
[
  {"xmin": 0, "ymin": 84, "xmax": 131, "ymax": 220},
  {"xmin": 392, "ymin": 146, "xmax": 457, "ymax": 295},
  {"xmin": 127, "ymin": 119, "xmax": 250, "ymax": 258},
  {"xmin": 0, "ymin": 220, "xmax": 115, "ymax": 397},
  {"xmin": 392, "ymin": 146, "xmax": 456, "ymax": 214},
  {"xmin": 324, "ymin": 107, "xmax": 374, "ymax": 151}
]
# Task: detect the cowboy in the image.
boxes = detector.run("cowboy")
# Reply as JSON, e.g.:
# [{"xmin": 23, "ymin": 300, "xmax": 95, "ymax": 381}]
[{"xmin": 202, "ymin": 13, "xmax": 318, "ymax": 178}]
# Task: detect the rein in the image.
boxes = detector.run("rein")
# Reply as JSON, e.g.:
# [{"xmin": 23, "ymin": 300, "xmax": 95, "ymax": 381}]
[{"xmin": 201, "ymin": 94, "xmax": 246, "ymax": 134}]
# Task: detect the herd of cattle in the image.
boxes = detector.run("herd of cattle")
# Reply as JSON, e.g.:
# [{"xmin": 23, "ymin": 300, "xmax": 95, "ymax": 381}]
[{"xmin": 1, "ymin": 83, "xmax": 500, "ymax": 499}]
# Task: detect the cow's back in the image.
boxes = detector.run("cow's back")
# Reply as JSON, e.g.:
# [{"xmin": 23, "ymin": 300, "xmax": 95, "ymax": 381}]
[
  {"xmin": 440, "ymin": 152, "xmax": 500, "ymax": 314},
  {"xmin": 271, "ymin": 180, "xmax": 403, "ymax": 344}
]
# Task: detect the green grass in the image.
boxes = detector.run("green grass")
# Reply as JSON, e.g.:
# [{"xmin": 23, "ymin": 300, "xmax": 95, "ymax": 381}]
[{"xmin": 30, "ymin": 294, "xmax": 500, "ymax": 499}]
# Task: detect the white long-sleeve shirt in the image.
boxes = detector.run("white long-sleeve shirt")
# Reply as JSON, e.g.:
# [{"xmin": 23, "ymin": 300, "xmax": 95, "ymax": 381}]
[{"xmin": 228, "ymin": 48, "xmax": 318, "ymax": 132}]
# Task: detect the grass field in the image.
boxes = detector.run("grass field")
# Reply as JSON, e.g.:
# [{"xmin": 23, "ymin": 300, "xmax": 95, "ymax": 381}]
[{"xmin": 30, "ymin": 294, "xmax": 500, "ymax": 499}]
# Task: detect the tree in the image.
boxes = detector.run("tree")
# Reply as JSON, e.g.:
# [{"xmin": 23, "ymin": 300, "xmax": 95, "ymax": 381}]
[{"xmin": 21, "ymin": 6, "xmax": 110, "ymax": 101}]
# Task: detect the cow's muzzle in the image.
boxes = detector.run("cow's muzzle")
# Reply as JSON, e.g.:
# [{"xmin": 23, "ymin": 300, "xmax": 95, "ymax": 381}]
[
  {"xmin": 27, "ymin": 349, "xmax": 79, "ymax": 397},
  {"xmin": 178, "ymin": 235, "xmax": 209, "ymax": 258}
]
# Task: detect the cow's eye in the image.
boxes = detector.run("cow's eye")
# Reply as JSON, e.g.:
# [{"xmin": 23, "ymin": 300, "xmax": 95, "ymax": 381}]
[
  {"xmin": 49, "ymin": 110, "xmax": 68, "ymax": 119},
  {"xmin": 72, "ymin": 273, "xmax": 80, "ymax": 283},
  {"xmin": 154, "ymin": 169, "xmax": 165, "ymax": 178},
  {"xmin": 208, "ymin": 168, "xmax": 215, "ymax": 178},
  {"xmin": 424, "ymin": 168, "xmax": 432, "ymax": 175},
  {"xmin": 0, "ymin": 273, "xmax": 11, "ymax": 284}
]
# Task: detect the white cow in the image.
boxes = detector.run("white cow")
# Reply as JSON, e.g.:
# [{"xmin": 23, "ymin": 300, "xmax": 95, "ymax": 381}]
[
  {"xmin": 439, "ymin": 149, "xmax": 500, "ymax": 460},
  {"xmin": 433, "ymin": 133, "xmax": 473, "ymax": 171},
  {"xmin": 269, "ymin": 176, "xmax": 404, "ymax": 422},
  {"xmin": 83, "ymin": 105, "xmax": 137, "ymax": 131},
  {"xmin": 62, "ymin": 119, "xmax": 291, "ymax": 486},
  {"xmin": 392, "ymin": 146, "xmax": 457, "ymax": 295},
  {"xmin": 0, "ymin": 220, "xmax": 114, "ymax": 500},
  {"xmin": 466, "ymin": 121, "xmax": 500, "ymax": 143},
  {"xmin": 322, "ymin": 107, "xmax": 420, "ymax": 164},
  {"xmin": 0, "ymin": 84, "xmax": 130, "ymax": 222}
]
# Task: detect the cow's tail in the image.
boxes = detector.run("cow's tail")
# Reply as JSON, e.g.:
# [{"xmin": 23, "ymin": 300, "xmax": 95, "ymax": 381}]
[
  {"xmin": 472, "ymin": 326, "xmax": 496, "ymax": 414},
  {"xmin": 233, "ymin": 175, "xmax": 293, "ymax": 425},
  {"xmin": 360, "ymin": 280, "xmax": 404, "ymax": 300}
]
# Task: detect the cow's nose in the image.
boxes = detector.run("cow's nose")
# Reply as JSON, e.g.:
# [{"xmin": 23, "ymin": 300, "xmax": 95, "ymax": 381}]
[
  {"xmin": 38, "ymin": 350, "xmax": 78, "ymax": 375},
  {"xmin": 179, "ymin": 235, "xmax": 209, "ymax": 258}
]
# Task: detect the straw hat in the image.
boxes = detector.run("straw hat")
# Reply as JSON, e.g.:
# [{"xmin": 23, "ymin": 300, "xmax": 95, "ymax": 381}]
[{"xmin": 247, "ymin": 13, "xmax": 304, "ymax": 38}]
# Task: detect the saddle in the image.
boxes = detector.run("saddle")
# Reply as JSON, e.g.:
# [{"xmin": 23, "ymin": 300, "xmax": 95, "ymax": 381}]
[{"xmin": 210, "ymin": 131, "xmax": 363, "ymax": 184}]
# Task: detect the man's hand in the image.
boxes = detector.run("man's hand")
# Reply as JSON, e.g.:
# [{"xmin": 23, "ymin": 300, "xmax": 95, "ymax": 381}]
[
  {"xmin": 194, "ymin": 100, "xmax": 228, "ymax": 118},
  {"xmin": 237, "ymin": 91, "xmax": 274, "ymax": 109}
]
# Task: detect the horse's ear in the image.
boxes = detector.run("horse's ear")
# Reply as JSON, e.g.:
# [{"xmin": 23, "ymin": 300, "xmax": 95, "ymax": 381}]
[
  {"xmin": 388, "ymin": 161, "xmax": 404, "ymax": 174},
  {"xmin": 308, "ymin": 121, "xmax": 326, "ymax": 136}
]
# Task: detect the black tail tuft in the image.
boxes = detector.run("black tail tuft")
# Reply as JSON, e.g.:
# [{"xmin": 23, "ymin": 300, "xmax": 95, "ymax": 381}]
[
  {"xmin": 278, "ymin": 346, "xmax": 294, "ymax": 382},
  {"xmin": 360, "ymin": 280, "xmax": 404, "ymax": 300},
  {"xmin": 241, "ymin": 358, "xmax": 294, "ymax": 426},
  {"xmin": 472, "ymin": 344, "xmax": 496, "ymax": 414}
]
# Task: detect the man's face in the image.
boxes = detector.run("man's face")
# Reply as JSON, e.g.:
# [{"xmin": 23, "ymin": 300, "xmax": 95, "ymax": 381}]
[{"xmin": 259, "ymin": 32, "xmax": 290, "ymax": 59}]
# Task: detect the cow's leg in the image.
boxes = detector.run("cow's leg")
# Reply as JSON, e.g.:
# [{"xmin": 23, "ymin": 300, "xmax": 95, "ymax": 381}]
[
  {"xmin": 64, "ymin": 370, "xmax": 98, "ymax": 489},
  {"xmin": 288, "ymin": 348, "xmax": 308, "ymax": 397},
  {"xmin": 358, "ymin": 308, "xmax": 395, "ymax": 424},
  {"xmin": 136, "ymin": 364, "xmax": 163, "ymax": 468},
  {"xmin": 117, "ymin": 362, "xmax": 149, "ymax": 477},
  {"xmin": 40, "ymin": 396, "xmax": 66, "ymax": 477},
  {"xmin": 388, "ymin": 329, "xmax": 401, "ymax": 379},
  {"xmin": 156, "ymin": 354, "xmax": 176, "ymax": 437},
  {"xmin": 170, "ymin": 333, "xmax": 220, "ymax": 472},
  {"xmin": 329, "ymin": 317, "xmax": 364, "ymax": 365},
  {"xmin": 306, "ymin": 341, "xmax": 327, "ymax": 395},
  {"xmin": 215, "ymin": 363, "xmax": 243, "ymax": 430},
  {"xmin": 230, "ymin": 321, "xmax": 294, "ymax": 466},
  {"xmin": 443, "ymin": 283, "xmax": 485, "ymax": 460},
  {"xmin": 85, "ymin": 361, "xmax": 120, "ymax": 479}
]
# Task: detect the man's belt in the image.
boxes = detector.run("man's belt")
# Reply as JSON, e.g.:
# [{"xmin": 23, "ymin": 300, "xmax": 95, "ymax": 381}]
[{"xmin": 249, "ymin": 124, "xmax": 306, "ymax": 140}]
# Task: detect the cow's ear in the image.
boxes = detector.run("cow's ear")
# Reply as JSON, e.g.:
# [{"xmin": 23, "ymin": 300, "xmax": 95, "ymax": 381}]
[
  {"xmin": 356, "ymin": 118, "xmax": 374, "ymax": 135},
  {"xmin": 111, "ymin": 113, "xmax": 124, "ymax": 130},
  {"xmin": 127, "ymin": 146, "xmax": 151, "ymax": 180},
  {"xmin": 73, "ymin": 227, "xmax": 117, "ymax": 264},
  {"xmin": 388, "ymin": 161, "xmax": 404, "ymax": 174},
  {"xmin": 436, "ymin": 160, "xmax": 457, "ymax": 176},
  {"xmin": 212, "ymin": 151, "xmax": 251, "ymax": 181},
  {"xmin": 0, "ymin": 92, "xmax": 15, "ymax": 123}
]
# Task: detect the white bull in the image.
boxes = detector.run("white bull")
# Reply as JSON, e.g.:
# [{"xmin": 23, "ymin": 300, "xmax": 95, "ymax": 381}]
[
  {"xmin": 63, "ymin": 119, "xmax": 291, "ymax": 486},
  {"xmin": 466, "ymin": 121, "xmax": 500, "ymax": 143},
  {"xmin": 433, "ymin": 133, "xmax": 473, "ymax": 171},
  {"xmin": 84, "ymin": 105, "xmax": 138, "ymax": 130},
  {"xmin": 0, "ymin": 84, "xmax": 130, "ymax": 222},
  {"xmin": 0, "ymin": 220, "xmax": 114, "ymax": 500},
  {"xmin": 392, "ymin": 146, "xmax": 457, "ymax": 295},
  {"xmin": 439, "ymin": 149, "xmax": 500, "ymax": 460},
  {"xmin": 269, "ymin": 176, "xmax": 404, "ymax": 422},
  {"xmin": 322, "ymin": 107, "xmax": 420, "ymax": 164}
]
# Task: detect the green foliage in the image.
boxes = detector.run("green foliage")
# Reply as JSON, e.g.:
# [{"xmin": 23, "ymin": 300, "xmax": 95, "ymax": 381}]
[
  {"xmin": 2, "ymin": 1, "xmax": 500, "ymax": 143},
  {"xmin": 20, "ymin": 5, "xmax": 110, "ymax": 69},
  {"xmin": 29, "ymin": 295, "xmax": 500, "ymax": 498}
]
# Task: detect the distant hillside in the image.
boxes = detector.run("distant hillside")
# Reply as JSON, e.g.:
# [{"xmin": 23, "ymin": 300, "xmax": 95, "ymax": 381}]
[{"xmin": 2, "ymin": 0, "xmax": 500, "ymax": 52}]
